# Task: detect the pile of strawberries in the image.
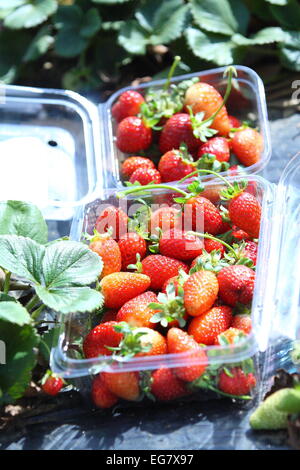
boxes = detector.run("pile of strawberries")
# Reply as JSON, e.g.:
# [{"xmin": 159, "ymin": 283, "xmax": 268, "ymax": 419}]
[
  {"xmin": 82, "ymin": 169, "xmax": 260, "ymax": 409},
  {"xmin": 112, "ymin": 59, "xmax": 263, "ymax": 186}
]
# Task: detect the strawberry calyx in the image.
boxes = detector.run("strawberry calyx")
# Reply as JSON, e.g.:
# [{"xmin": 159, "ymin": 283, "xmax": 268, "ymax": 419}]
[
  {"xmin": 232, "ymin": 303, "xmax": 252, "ymax": 316},
  {"xmin": 40, "ymin": 369, "xmax": 66, "ymax": 387},
  {"xmin": 128, "ymin": 199, "xmax": 151, "ymax": 240},
  {"xmin": 174, "ymin": 142, "xmax": 195, "ymax": 164},
  {"xmin": 148, "ymin": 227, "xmax": 163, "ymax": 254},
  {"xmin": 107, "ymin": 322, "xmax": 152, "ymax": 360},
  {"xmin": 223, "ymin": 241, "xmax": 255, "ymax": 269},
  {"xmin": 217, "ymin": 329, "xmax": 247, "ymax": 347},
  {"xmin": 220, "ymin": 180, "xmax": 248, "ymax": 200},
  {"xmin": 84, "ymin": 228, "xmax": 113, "ymax": 243},
  {"xmin": 139, "ymin": 370, "xmax": 155, "ymax": 401},
  {"xmin": 195, "ymin": 153, "xmax": 230, "ymax": 173},
  {"xmin": 189, "ymin": 249, "xmax": 229, "ymax": 274},
  {"xmin": 189, "ymin": 232, "xmax": 240, "ymax": 261},
  {"xmin": 127, "ymin": 253, "xmax": 144, "ymax": 272},
  {"xmin": 148, "ymin": 275, "xmax": 188, "ymax": 328}
]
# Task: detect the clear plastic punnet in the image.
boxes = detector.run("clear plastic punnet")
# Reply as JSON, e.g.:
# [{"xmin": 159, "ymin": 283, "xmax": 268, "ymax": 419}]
[
  {"xmin": 102, "ymin": 65, "xmax": 271, "ymax": 188},
  {"xmin": 51, "ymin": 170, "xmax": 279, "ymax": 406}
]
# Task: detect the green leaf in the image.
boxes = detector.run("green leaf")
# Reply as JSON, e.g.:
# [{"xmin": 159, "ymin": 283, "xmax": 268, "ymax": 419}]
[
  {"xmin": 265, "ymin": 0, "xmax": 289, "ymax": 4},
  {"xmin": 0, "ymin": 0, "xmax": 25, "ymax": 7},
  {"xmin": 92, "ymin": 0, "xmax": 131, "ymax": 3},
  {"xmin": 0, "ymin": 201, "xmax": 48, "ymax": 244},
  {"xmin": 269, "ymin": 0, "xmax": 300, "ymax": 30},
  {"xmin": 23, "ymin": 25, "xmax": 54, "ymax": 62},
  {"xmin": 228, "ymin": 0, "xmax": 250, "ymax": 35},
  {"xmin": 0, "ymin": 293, "xmax": 16, "ymax": 302},
  {"xmin": 0, "ymin": 321, "xmax": 39, "ymax": 405},
  {"xmin": 0, "ymin": 29, "xmax": 32, "ymax": 83},
  {"xmin": 79, "ymin": 8, "xmax": 102, "ymax": 38},
  {"xmin": 4, "ymin": 0, "xmax": 58, "ymax": 29},
  {"xmin": 0, "ymin": 235, "xmax": 45, "ymax": 284},
  {"xmin": 185, "ymin": 27, "xmax": 240, "ymax": 65},
  {"xmin": 39, "ymin": 326, "xmax": 61, "ymax": 362},
  {"xmin": 35, "ymin": 285, "xmax": 104, "ymax": 314},
  {"xmin": 42, "ymin": 240, "xmax": 103, "ymax": 288},
  {"xmin": 0, "ymin": 301, "xmax": 31, "ymax": 326},
  {"xmin": 280, "ymin": 30, "xmax": 300, "ymax": 71},
  {"xmin": 232, "ymin": 27, "xmax": 286, "ymax": 46},
  {"xmin": 118, "ymin": 20, "xmax": 148, "ymax": 54},
  {"xmin": 189, "ymin": 0, "xmax": 238, "ymax": 36}
]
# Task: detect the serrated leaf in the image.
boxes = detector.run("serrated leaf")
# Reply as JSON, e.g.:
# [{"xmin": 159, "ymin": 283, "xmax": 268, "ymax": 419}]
[
  {"xmin": 185, "ymin": 27, "xmax": 239, "ymax": 65},
  {"xmin": 23, "ymin": 25, "xmax": 54, "ymax": 62},
  {"xmin": 118, "ymin": 20, "xmax": 148, "ymax": 54},
  {"xmin": 35, "ymin": 285, "xmax": 104, "ymax": 314},
  {"xmin": 189, "ymin": 0, "xmax": 238, "ymax": 36},
  {"xmin": 233, "ymin": 28, "xmax": 286, "ymax": 46},
  {"xmin": 0, "ymin": 321, "xmax": 39, "ymax": 405},
  {"xmin": 0, "ymin": 301, "xmax": 31, "ymax": 326},
  {"xmin": 228, "ymin": 0, "xmax": 249, "ymax": 35},
  {"xmin": 0, "ymin": 201, "xmax": 48, "ymax": 244},
  {"xmin": 280, "ymin": 30, "xmax": 300, "ymax": 71},
  {"xmin": 39, "ymin": 326, "xmax": 61, "ymax": 361},
  {"xmin": 42, "ymin": 240, "xmax": 103, "ymax": 288},
  {"xmin": 269, "ymin": 0, "xmax": 300, "ymax": 30},
  {"xmin": 4, "ymin": 0, "xmax": 57, "ymax": 29}
]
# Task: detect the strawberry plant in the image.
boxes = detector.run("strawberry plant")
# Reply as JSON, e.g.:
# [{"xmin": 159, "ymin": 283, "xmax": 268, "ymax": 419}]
[{"xmin": 0, "ymin": 200, "xmax": 104, "ymax": 406}]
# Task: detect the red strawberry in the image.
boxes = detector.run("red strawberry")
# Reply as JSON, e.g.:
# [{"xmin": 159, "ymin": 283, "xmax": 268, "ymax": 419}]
[
  {"xmin": 100, "ymin": 272, "xmax": 151, "ymax": 309},
  {"xmin": 102, "ymin": 371, "xmax": 140, "ymax": 401},
  {"xmin": 151, "ymin": 367, "xmax": 191, "ymax": 401},
  {"xmin": 217, "ymin": 265, "xmax": 255, "ymax": 307},
  {"xmin": 217, "ymin": 220, "xmax": 232, "ymax": 235},
  {"xmin": 231, "ymin": 128, "xmax": 263, "ymax": 166},
  {"xmin": 100, "ymin": 310, "xmax": 118, "ymax": 323},
  {"xmin": 218, "ymin": 367, "xmax": 256, "ymax": 396},
  {"xmin": 134, "ymin": 328, "xmax": 167, "ymax": 357},
  {"xmin": 184, "ymin": 270, "xmax": 219, "ymax": 317},
  {"xmin": 89, "ymin": 235, "xmax": 122, "ymax": 279},
  {"xmin": 95, "ymin": 205, "xmax": 128, "ymax": 240},
  {"xmin": 149, "ymin": 206, "xmax": 182, "ymax": 234},
  {"xmin": 242, "ymin": 241, "xmax": 258, "ymax": 266},
  {"xmin": 167, "ymin": 328, "xmax": 208, "ymax": 382},
  {"xmin": 204, "ymin": 238, "xmax": 225, "ymax": 256},
  {"xmin": 83, "ymin": 321, "xmax": 123, "ymax": 358},
  {"xmin": 184, "ymin": 82, "xmax": 231, "ymax": 136},
  {"xmin": 116, "ymin": 116, "xmax": 152, "ymax": 153},
  {"xmin": 188, "ymin": 306, "xmax": 232, "ymax": 345},
  {"xmin": 91, "ymin": 374, "xmax": 118, "ymax": 409},
  {"xmin": 159, "ymin": 229, "xmax": 203, "ymax": 261},
  {"xmin": 112, "ymin": 90, "xmax": 145, "ymax": 123},
  {"xmin": 118, "ymin": 232, "xmax": 147, "ymax": 270},
  {"xmin": 158, "ymin": 148, "xmax": 195, "ymax": 183},
  {"xmin": 184, "ymin": 196, "xmax": 223, "ymax": 235},
  {"xmin": 228, "ymin": 115, "xmax": 241, "ymax": 129},
  {"xmin": 141, "ymin": 255, "xmax": 189, "ymax": 291},
  {"xmin": 228, "ymin": 192, "xmax": 261, "ymax": 238},
  {"xmin": 162, "ymin": 275, "xmax": 181, "ymax": 294},
  {"xmin": 231, "ymin": 314, "xmax": 252, "ymax": 334},
  {"xmin": 129, "ymin": 167, "xmax": 161, "ymax": 185},
  {"xmin": 214, "ymin": 327, "xmax": 246, "ymax": 345},
  {"xmin": 159, "ymin": 113, "xmax": 199, "ymax": 154},
  {"xmin": 232, "ymin": 225, "xmax": 250, "ymax": 241},
  {"xmin": 122, "ymin": 156, "xmax": 155, "ymax": 179},
  {"xmin": 42, "ymin": 374, "xmax": 64, "ymax": 396},
  {"xmin": 197, "ymin": 137, "xmax": 230, "ymax": 163},
  {"xmin": 116, "ymin": 291, "xmax": 158, "ymax": 328}
]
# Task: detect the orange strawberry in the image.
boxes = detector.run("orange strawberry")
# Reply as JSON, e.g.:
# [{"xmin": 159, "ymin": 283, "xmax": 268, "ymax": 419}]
[
  {"xmin": 116, "ymin": 291, "xmax": 158, "ymax": 328},
  {"xmin": 183, "ymin": 270, "xmax": 219, "ymax": 317},
  {"xmin": 214, "ymin": 327, "xmax": 246, "ymax": 346},
  {"xmin": 231, "ymin": 314, "xmax": 252, "ymax": 334},
  {"xmin": 231, "ymin": 128, "xmax": 263, "ymax": 166},
  {"xmin": 89, "ymin": 234, "xmax": 122, "ymax": 279},
  {"xmin": 167, "ymin": 328, "xmax": 207, "ymax": 382},
  {"xmin": 100, "ymin": 272, "xmax": 151, "ymax": 309},
  {"xmin": 141, "ymin": 255, "xmax": 189, "ymax": 291},
  {"xmin": 83, "ymin": 321, "xmax": 123, "ymax": 359},
  {"xmin": 118, "ymin": 232, "xmax": 147, "ymax": 271},
  {"xmin": 134, "ymin": 328, "xmax": 167, "ymax": 357},
  {"xmin": 102, "ymin": 371, "xmax": 140, "ymax": 401},
  {"xmin": 188, "ymin": 306, "xmax": 232, "ymax": 345},
  {"xmin": 151, "ymin": 367, "xmax": 191, "ymax": 401},
  {"xmin": 149, "ymin": 206, "xmax": 182, "ymax": 234},
  {"xmin": 95, "ymin": 205, "xmax": 128, "ymax": 240},
  {"xmin": 91, "ymin": 374, "xmax": 118, "ymax": 409}
]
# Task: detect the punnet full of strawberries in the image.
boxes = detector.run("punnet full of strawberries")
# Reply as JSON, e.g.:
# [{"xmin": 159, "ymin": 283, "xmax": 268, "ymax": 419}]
[
  {"xmin": 81, "ymin": 167, "xmax": 261, "ymax": 409},
  {"xmin": 112, "ymin": 57, "xmax": 263, "ymax": 186}
]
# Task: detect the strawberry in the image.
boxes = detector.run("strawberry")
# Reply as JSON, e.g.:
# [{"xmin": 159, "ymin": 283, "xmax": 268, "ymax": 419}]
[
  {"xmin": 102, "ymin": 371, "xmax": 140, "ymax": 401},
  {"xmin": 228, "ymin": 192, "xmax": 261, "ymax": 238},
  {"xmin": 116, "ymin": 116, "xmax": 152, "ymax": 153},
  {"xmin": 228, "ymin": 115, "xmax": 241, "ymax": 129},
  {"xmin": 231, "ymin": 128, "xmax": 263, "ymax": 166},
  {"xmin": 218, "ymin": 367, "xmax": 256, "ymax": 396},
  {"xmin": 231, "ymin": 314, "xmax": 252, "ymax": 334},
  {"xmin": 232, "ymin": 225, "xmax": 250, "ymax": 241},
  {"xmin": 188, "ymin": 306, "xmax": 232, "ymax": 345},
  {"xmin": 91, "ymin": 374, "xmax": 118, "ymax": 409},
  {"xmin": 100, "ymin": 272, "xmax": 151, "ymax": 309},
  {"xmin": 118, "ymin": 232, "xmax": 147, "ymax": 270},
  {"xmin": 41, "ymin": 373, "xmax": 64, "ymax": 396},
  {"xmin": 167, "ymin": 328, "xmax": 208, "ymax": 382},
  {"xmin": 83, "ymin": 321, "xmax": 123, "ymax": 358},
  {"xmin": 116, "ymin": 291, "xmax": 158, "ymax": 328},
  {"xmin": 217, "ymin": 265, "xmax": 255, "ymax": 306},
  {"xmin": 159, "ymin": 229, "xmax": 203, "ymax": 261},
  {"xmin": 242, "ymin": 240, "xmax": 258, "ymax": 266},
  {"xmin": 203, "ymin": 238, "xmax": 225, "ymax": 256},
  {"xmin": 184, "ymin": 82, "xmax": 231, "ymax": 136},
  {"xmin": 149, "ymin": 206, "xmax": 182, "ymax": 234},
  {"xmin": 197, "ymin": 137, "xmax": 230, "ymax": 163},
  {"xmin": 184, "ymin": 196, "xmax": 223, "ymax": 235},
  {"xmin": 100, "ymin": 310, "xmax": 118, "ymax": 323},
  {"xmin": 214, "ymin": 327, "xmax": 246, "ymax": 345},
  {"xmin": 122, "ymin": 156, "xmax": 155, "ymax": 179},
  {"xmin": 89, "ymin": 234, "xmax": 122, "ymax": 279},
  {"xmin": 183, "ymin": 270, "xmax": 219, "ymax": 317},
  {"xmin": 151, "ymin": 367, "xmax": 191, "ymax": 401},
  {"xmin": 141, "ymin": 254, "xmax": 189, "ymax": 291},
  {"xmin": 95, "ymin": 205, "xmax": 128, "ymax": 240},
  {"xmin": 129, "ymin": 167, "xmax": 161, "ymax": 185},
  {"xmin": 158, "ymin": 147, "xmax": 195, "ymax": 183},
  {"xmin": 112, "ymin": 90, "xmax": 145, "ymax": 123},
  {"xmin": 134, "ymin": 328, "xmax": 167, "ymax": 357},
  {"xmin": 159, "ymin": 113, "xmax": 200, "ymax": 154}
]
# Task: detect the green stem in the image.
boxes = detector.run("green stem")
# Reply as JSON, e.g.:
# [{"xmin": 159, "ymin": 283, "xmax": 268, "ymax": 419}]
[
  {"xmin": 117, "ymin": 184, "xmax": 188, "ymax": 199},
  {"xmin": 190, "ymin": 232, "xmax": 238, "ymax": 259},
  {"xmin": 25, "ymin": 294, "xmax": 40, "ymax": 312},
  {"xmin": 3, "ymin": 271, "xmax": 11, "ymax": 295},
  {"xmin": 31, "ymin": 304, "xmax": 45, "ymax": 321},
  {"xmin": 206, "ymin": 384, "xmax": 252, "ymax": 400},
  {"xmin": 177, "ymin": 169, "xmax": 234, "ymax": 190},
  {"xmin": 163, "ymin": 55, "xmax": 181, "ymax": 91}
]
